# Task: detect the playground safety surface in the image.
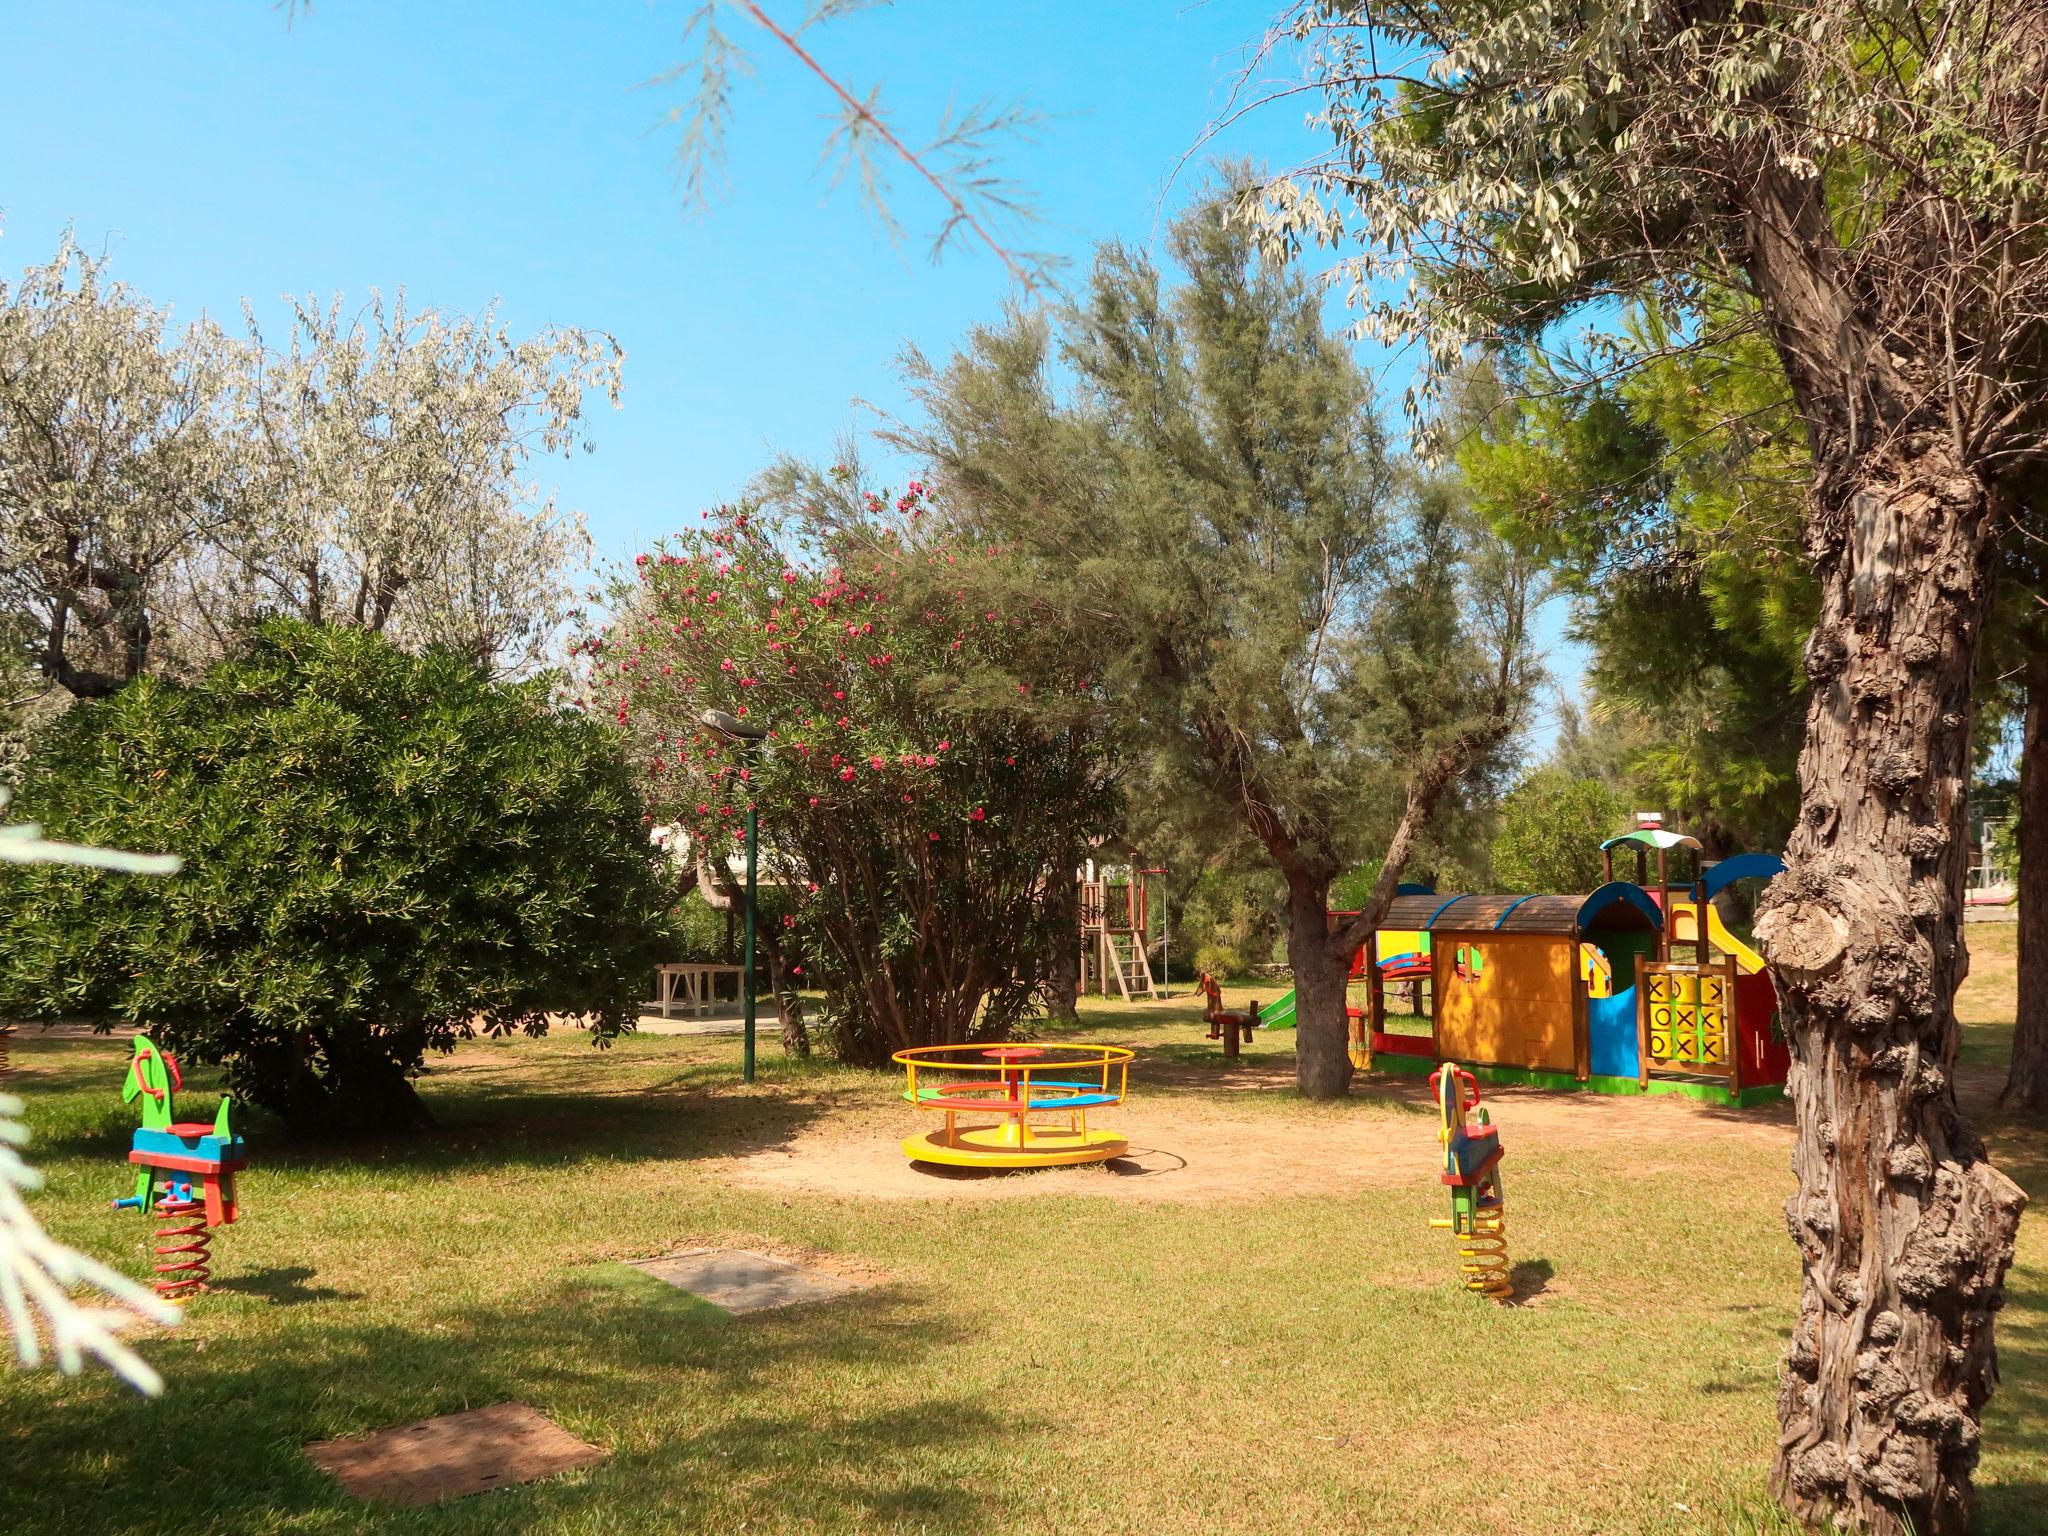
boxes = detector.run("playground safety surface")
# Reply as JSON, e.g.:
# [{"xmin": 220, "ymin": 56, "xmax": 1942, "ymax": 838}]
[
  {"xmin": 723, "ymin": 1060, "xmax": 1797, "ymax": 1204},
  {"xmin": 303, "ymin": 1400, "xmax": 607, "ymax": 1506}
]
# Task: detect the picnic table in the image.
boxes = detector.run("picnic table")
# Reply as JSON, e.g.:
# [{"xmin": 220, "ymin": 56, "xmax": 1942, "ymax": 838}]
[{"xmin": 644, "ymin": 963, "xmax": 747, "ymax": 1019}]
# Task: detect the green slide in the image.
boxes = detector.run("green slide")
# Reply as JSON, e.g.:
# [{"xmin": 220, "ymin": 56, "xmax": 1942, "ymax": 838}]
[{"xmin": 1253, "ymin": 986, "xmax": 1297, "ymax": 1030}]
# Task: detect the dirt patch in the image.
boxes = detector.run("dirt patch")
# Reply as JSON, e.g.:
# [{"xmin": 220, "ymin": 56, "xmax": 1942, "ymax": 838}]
[{"xmin": 720, "ymin": 1073, "xmax": 1794, "ymax": 1205}]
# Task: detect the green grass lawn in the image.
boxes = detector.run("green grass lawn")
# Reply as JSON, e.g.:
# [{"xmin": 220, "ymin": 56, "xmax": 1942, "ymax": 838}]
[{"xmin": 2, "ymin": 939, "xmax": 2044, "ymax": 1535}]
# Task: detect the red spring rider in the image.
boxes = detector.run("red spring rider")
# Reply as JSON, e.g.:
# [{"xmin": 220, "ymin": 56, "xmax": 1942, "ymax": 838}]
[
  {"xmin": 1428, "ymin": 1062, "xmax": 1512, "ymax": 1301},
  {"xmin": 113, "ymin": 1035, "xmax": 247, "ymax": 1297}
]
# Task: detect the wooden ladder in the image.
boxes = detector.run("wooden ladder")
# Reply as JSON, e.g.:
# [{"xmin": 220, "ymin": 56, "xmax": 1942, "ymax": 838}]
[{"xmin": 1103, "ymin": 931, "xmax": 1155, "ymax": 1000}]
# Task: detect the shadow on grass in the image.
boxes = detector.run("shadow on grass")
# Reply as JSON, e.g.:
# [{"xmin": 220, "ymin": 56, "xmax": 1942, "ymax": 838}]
[
  {"xmin": 4, "ymin": 1272, "xmax": 999, "ymax": 1536},
  {"xmin": 1978, "ymin": 1254, "xmax": 2048, "ymax": 1534},
  {"xmin": 23, "ymin": 1053, "xmax": 855, "ymax": 1183},
  {"xmin": 209, "ymin": 1265, "xmax": 361, "ymax": 1306},
  {"xmin": 1506, "ymin": 1257, "xmax": 1555, "ymax": 1304}
]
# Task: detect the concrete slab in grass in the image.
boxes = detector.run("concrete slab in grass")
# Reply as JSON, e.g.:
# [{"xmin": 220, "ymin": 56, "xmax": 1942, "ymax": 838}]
[
  {"xmin": 629, "ymin": 1247, "xmax": 862, "ymax": 1314},
  {"xmin": 305, "ymin": 1401, "xmax": 606, "ymax": 1507}
]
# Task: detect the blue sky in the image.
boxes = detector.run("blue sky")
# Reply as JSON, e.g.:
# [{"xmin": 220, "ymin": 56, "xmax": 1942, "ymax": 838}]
[{"xmin": 2, "ymin": 1, "xmax": 1581, "ymax": 747}]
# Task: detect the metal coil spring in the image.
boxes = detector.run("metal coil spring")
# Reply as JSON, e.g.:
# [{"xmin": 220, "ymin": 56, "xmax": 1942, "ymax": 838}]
[
  {"xmin": 152, "ymin": 1198, "xmax": 212, "ymax": 1299},
  {"xmin": 1455, "ymin": 1206, "xmax": 1512, "ymax": 1302}
]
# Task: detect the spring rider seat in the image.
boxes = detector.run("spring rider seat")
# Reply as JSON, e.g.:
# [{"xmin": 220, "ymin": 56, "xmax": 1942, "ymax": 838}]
[
  {"xmin": 113, "ymin": 1035, "xmax": 246, "ymax": 1296},
  {"xmin": 1428, "ymin": 1062, "xmax": 1511, "ymax": 1301}
]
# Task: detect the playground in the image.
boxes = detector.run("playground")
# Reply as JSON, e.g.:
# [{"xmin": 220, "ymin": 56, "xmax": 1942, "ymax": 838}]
[{"xmin": 2, "ymin": 929, "xmax": 2043, "ymax": 1536}]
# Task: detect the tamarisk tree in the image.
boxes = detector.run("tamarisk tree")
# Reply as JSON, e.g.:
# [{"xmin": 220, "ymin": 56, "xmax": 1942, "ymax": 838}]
[
  {"xmin": 891, "ymin": 192, "xmax": 1537, "ymax": 1098},
  {"xmin": 1253, "ymin": 2, "xmax": 2041, "ymax": 1527},
  {"xmin": 590, "ymin": 490, "xmax": 1117, "ymax": 1067}
]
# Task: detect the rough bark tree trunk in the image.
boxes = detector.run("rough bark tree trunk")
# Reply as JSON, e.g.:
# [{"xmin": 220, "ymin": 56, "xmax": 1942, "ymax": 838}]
[
  {"xmin": 1285, "ymin": 872, "xmax": 1353, "ymax": 1098},
  {"xmin": 2004, "ymin": 642, "xmax": 2048, "ymax": 1112},
  {"xmin": 1757, "ymin": 440, "xmax": 2028, "ymax": 1536}
]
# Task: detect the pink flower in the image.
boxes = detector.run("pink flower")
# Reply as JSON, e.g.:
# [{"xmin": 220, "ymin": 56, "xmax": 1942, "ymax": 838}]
[
  {"xmin": 720, "ymin": 659, "xmax": 735, "ymax": 671},
  {"xmin": 695, "ymin": 803, "xmax": 710, "ymax": 815},
  {"xmin": 1005, "ymin": 756, "xmax": 1016, "ymax": 766},
  {"xmin": 928, "ymin": 832, "xmax": 941, "ymax": 842},
  {"xmin": 970, "ymin": 806, "xmax": 986, "ymax": 821},
  {"xmin": 937, "ymin": 740, "xmax": 950, "ymax": 752},
  {"xmin": 634, "ymin": 553, "xmax": 650, "ymax": 566},
  {"xmin": 868, "ymin": 756, "xmax": 884, "ymax": 770},
  {"xmin": 840, "ymin": 767, "xmax": 856, "ymax": 781}
]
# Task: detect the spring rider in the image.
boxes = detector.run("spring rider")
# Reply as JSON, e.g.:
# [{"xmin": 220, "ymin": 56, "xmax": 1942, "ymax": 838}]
[
  {"xmin": 1427, "ymin": 1062, "xmax": 1511, "ymax": 1301},
  {"xmin": 1197, "ymin": 973, "xmax": 1260, "ymax": 1059},
  {"xmin": 113, "ymin": 1035, "xmax": 246, "ymax": 1297}
]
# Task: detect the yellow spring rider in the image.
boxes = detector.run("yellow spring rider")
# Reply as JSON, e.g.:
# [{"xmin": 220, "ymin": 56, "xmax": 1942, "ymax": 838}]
[
  {"xmin": 892, "ymin": 1044, "xmax": 1133, "ymax": 1168},
  {"xmin": 1428, "ymin": 1062, "xmax": 1513, "ymax": 1301}
]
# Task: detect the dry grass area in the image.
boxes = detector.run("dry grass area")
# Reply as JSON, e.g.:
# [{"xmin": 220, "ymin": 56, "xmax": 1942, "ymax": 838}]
[{"xmin": 0, "ymin": 933, "xmax": 2041, "ymax": 1535}]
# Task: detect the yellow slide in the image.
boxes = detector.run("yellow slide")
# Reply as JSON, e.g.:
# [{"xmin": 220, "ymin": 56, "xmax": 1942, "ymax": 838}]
[{"xmin": 1665, "ymin": 900, "xmax": 1767, "ymax": 974}]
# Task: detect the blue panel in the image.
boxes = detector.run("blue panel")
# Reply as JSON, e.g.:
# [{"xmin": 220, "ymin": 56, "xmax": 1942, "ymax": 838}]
[
  {"xmin": 1423, "ymin": 894, "xmax": 1477, "ymax": 929},
  {"xmin": 1577, "ymin": 881, "xmax": 1664, "ymax": 932},
  {"xmin": 1588, "ymin": 988, "xmax": 1640, "ymax": 1079},
  {"xmin": 1492, "ymin": 894, "xmax": 1542, "ymax": 929},
  {"xmin": 1396, "ymin": 881, "xmax": 1435, "ymax": 896},
  {"xmin": 1697, "ymin": 852, "xmax": 1786, "ymax": 906}
]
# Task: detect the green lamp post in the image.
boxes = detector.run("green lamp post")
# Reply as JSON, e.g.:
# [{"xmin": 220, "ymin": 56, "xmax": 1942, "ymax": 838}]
[{"xmin": 700, "ymin": 708, "xmax": 769, "ymax": 1083}]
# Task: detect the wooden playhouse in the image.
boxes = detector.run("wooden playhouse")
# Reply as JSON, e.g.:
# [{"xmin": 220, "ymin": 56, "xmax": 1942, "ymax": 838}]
[{"xmin": 1350, "ymin": 878, "xmax": 1789, "ymax": 1107}]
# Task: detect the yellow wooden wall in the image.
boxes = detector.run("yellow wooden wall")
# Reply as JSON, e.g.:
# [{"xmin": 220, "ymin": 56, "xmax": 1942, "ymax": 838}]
[{"xmin": 1432, "ymin": 932, "xmax": 1577, "ymax": 1072}]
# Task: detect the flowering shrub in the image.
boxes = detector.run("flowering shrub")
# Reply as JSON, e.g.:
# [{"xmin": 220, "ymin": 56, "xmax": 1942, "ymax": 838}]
[{"xmin": 585, "ymin": 486, "xmax": 1116, "ymax": 1066}]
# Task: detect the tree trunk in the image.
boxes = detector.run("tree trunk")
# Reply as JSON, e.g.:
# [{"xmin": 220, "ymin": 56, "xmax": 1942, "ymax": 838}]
[
  {"xmin": 1041, "ymin": 872, "xmax": 1080, "ymax": 1021},
  {"xmin": 2004, "ymin": 641, "xmax": 2048, "ymax": 1112},
  {"xmin": 765, "ymin": 933, "xmax": 810, "ymax": 1058},
  {"xmin": 1285, "ymin": 872, "xmax": 1352, "ymax": 1098},
  {"xmin": 1757, "ymin": 440, "xmax": 2027, "ymax": 1536}
]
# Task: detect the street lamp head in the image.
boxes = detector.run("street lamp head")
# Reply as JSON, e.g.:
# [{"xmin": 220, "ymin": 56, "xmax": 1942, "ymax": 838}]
[{"xmin": 698, "ymin": 707, "xmax": 769, "ymax": 744}]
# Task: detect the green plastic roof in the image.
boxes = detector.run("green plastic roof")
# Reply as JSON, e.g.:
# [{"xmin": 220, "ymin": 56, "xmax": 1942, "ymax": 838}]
[{"xmin": 1599, "ymin": 828, "xmax": 1702, "ymax": 853}]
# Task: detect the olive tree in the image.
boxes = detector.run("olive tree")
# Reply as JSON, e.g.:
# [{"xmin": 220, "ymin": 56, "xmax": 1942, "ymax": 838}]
[
  {"xmin": 215, "ymin": 291, "xmax": 620, "ymax": 676},
  {"xmin": 1250, "ymin": 4, "xmax": 2039, "ymax": 1527},
  {"xmin": 0, "ymin": 236, "xmax": 248, "ymax": 697},
  {"xmin": 0, "ymin": 239, "xmax": 620, "ymax": 694}
]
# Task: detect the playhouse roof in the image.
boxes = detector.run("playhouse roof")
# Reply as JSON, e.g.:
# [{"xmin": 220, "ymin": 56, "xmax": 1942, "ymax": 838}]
[
  {"xmin": 1600, "ymin": 828, "xmax": 1703, "ymax": 853},
  {"xmin": 1379, "ymin": 885, "xmax": 1663, "ymax": 936}
]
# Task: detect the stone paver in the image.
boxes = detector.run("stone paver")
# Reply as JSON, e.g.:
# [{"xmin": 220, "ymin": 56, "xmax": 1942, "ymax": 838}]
[
  {"xmin": 630, "ymin": 1247, "xmax": 861, "ymax": 1313},
  {"xmin": 304, "ymin": 1401, "xmax": 606, "ymax": 1506}
]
